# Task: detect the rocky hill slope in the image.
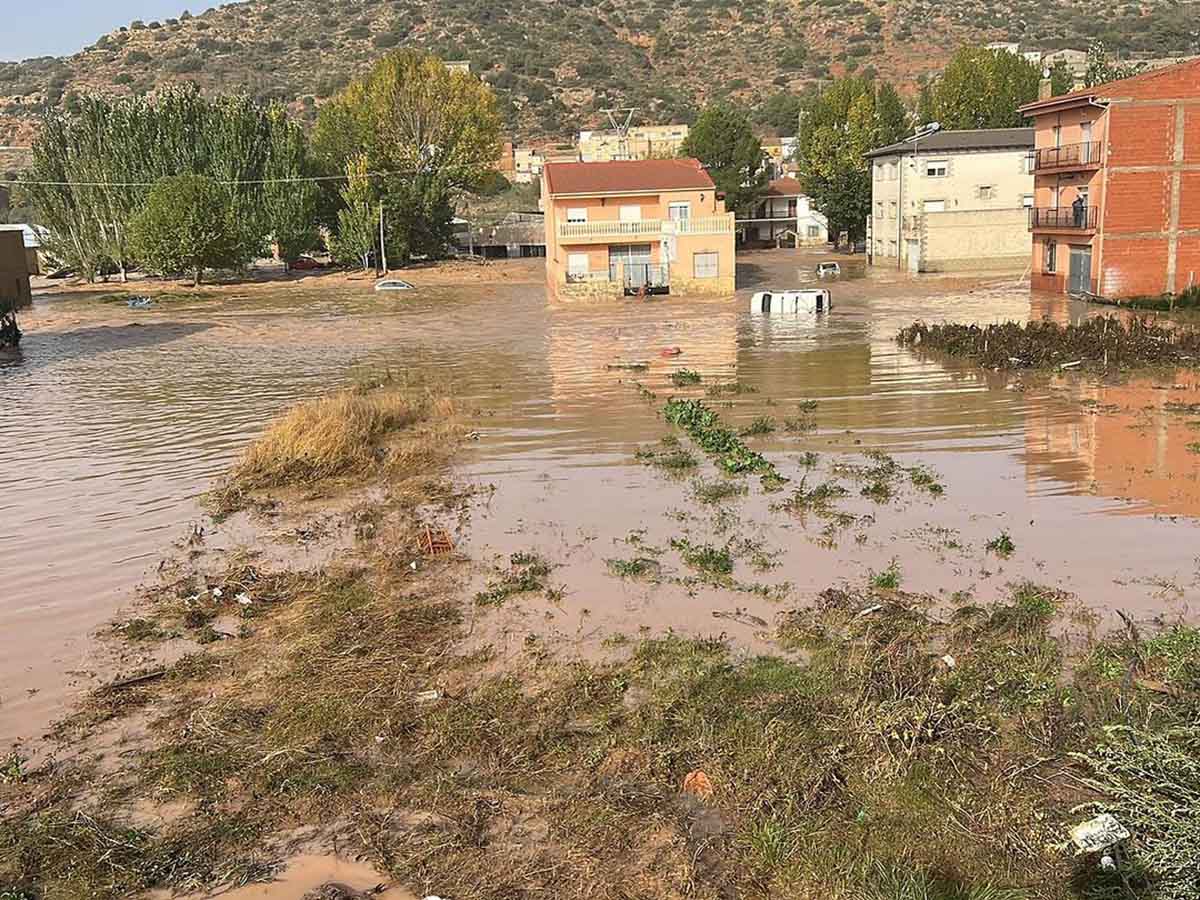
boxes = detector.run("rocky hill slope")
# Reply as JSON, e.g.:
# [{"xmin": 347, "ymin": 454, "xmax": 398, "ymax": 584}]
[{"xmin": 1, "ymin": 0, "xmax": 1197, "ymax": 145}]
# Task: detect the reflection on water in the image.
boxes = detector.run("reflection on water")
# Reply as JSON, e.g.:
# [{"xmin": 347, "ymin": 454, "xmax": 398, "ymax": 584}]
[{"xmin": 2, "ymin": 266, "xmax": 1198, "ymax": 744}]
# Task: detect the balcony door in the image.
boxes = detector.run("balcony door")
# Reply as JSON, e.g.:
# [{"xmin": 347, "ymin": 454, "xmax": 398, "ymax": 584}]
[
  {"xmin": 609, "ymin": 244, "xmax": 654, "ymax": 284},
  {"xmin": 1080, "ymin": 123, "xmax": 1093, "ymax": 162}
]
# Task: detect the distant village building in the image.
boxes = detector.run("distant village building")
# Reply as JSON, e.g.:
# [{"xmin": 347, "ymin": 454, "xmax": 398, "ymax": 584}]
[
  {"xmin": 0, "ymin": 228, "xmax": 32, "ymax": 310},
  {"xmin": 542, "ymin": 158, "xmax": 736, "ymax": 299},
  {"xmin": 454, "ymin": 211, "xmax": 545, "ymax": 259},
  {"xmin": 761, "ymin": 136, "xmax": 799, "ymax": 179},
  {"xmin": 578, "ymin": 125, "xmax": 689, "ymax": 162},
  {"xmin": 1020, "ymin": 58, "xmax": 1200, "ymax": 298},
  {"xmin": 865, "ymin": 128, "xmax": 1034, "ymax": 273},
  {"xmin": 739, "ymin": 178, "xmax": 828, "ymax": 248}
]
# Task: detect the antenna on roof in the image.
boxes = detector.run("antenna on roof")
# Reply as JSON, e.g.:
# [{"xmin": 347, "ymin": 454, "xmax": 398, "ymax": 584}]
[{"xmin": 601, "ymin": 107, "xmax": 639, "ymax": 161}]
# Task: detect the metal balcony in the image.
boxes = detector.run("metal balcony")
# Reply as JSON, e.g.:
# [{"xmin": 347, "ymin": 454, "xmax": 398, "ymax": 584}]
[
  {"xmin": 1028, "ymin": 142, "xmax": 1103, "ymax": 173},
  {"xmin": 1029, "ymin": 206, "xmax": 1098, "ymax": 231}
]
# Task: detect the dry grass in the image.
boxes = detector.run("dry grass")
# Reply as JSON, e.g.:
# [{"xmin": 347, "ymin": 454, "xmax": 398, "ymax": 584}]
[{"xmin": 209, "ymin": 377, "xmax": 459, "ymax": 514}]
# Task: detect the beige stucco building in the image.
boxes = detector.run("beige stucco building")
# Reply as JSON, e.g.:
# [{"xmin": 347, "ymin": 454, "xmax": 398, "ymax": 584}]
[
  {"xmin": 866, "ymin": 128, "xmax": 1034, "ymax": 273},
  {"xmin": 542, "ymin": 158, "xmax": 736, "ymax": 300},
  {"xmin": 578, "ymin": 125, "xmax": 689, "ymax": 163}
]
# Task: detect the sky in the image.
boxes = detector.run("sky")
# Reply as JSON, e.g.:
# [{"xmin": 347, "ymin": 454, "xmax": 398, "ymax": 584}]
[{"xmin": 1, "ymin": 2, "xmax": 218, "ymax": 62}]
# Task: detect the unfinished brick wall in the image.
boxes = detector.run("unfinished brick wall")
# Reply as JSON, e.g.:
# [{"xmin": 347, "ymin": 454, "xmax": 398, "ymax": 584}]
[{"xmin": 1101, "ymin": 238, "xmax": 1170, "ymax": 297}]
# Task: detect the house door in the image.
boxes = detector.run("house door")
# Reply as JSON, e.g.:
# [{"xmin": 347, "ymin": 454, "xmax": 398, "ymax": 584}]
[
  {"xmin": 1068, "ymin": 245, "xmax": 1093, "ymax": 295},
  {"xmin": 906, "ymin": 239, "xmax": 920, "ymax": 274},
  {"xmin": 609, "ymin": 243, "xmax": 654, "ymax": 284}
]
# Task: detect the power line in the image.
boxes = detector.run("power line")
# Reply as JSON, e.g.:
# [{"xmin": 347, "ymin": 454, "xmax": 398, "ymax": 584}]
[{"xmin": 0, "ymin": 169, "xmax": 420, "ymax": 188}]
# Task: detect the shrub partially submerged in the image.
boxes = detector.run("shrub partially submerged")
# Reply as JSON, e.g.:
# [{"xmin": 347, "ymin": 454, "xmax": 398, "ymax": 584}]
[{"xmin": 898, "ymin": 317, "xmax": 1200, "ymax": 371}]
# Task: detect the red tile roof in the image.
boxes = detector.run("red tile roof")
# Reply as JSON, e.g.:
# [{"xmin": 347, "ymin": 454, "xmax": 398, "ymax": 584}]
[
  {"xmin": 765, "ymin": 177, "xmax": 804, "ymax": 198},
  {"xmin": 1021, "ymin": 57, "xmax": 1200, "ymax": 113},
  {"xmin": 543, "ymin": 158, "xmax": 715, "ymax": 196}
]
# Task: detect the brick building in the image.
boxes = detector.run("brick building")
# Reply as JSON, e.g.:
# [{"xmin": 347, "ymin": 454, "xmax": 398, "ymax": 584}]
[{"xmin": 1020, "ymin": 59, "xmax": 1200, "ymax": 298}]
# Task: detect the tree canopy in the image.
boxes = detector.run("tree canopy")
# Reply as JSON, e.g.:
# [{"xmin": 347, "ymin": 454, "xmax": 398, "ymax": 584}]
[
  {"xmin": 314, "ymin": 50, "xmax": 503, "ymax": 263},
  {"xmin": 679, "ymin": 104, "xmax": 767, "ymax": 215},
  {"xmin": 1083, "ymin": 40, "xmax": 1147, "ymax": 87},
  {"xmin": 28, "ymin": 86, "xmax": 316, "ymax": 281},
  {"xmin": 917, "ymin": 47, "xmax": 1041, "ymax": 130},
  {"xmin": 795, "ymin": 77, "xmax": 909, "ymax": 244},
  {"xmin": 130, "ymin": 175, "xmax": 241, "ymax": 284}
]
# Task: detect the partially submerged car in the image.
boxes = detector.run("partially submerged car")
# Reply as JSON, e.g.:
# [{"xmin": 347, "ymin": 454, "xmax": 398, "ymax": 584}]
[
  {"xmin": 750, "ymin": 289, "xmax": 832, "ymax": 314},
  {"xmin": 815, "ymin": 261, "xmax": 841, "ymax": 278}
]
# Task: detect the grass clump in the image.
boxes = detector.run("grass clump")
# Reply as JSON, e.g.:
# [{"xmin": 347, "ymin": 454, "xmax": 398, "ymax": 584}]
[
  {"xmin": 870, "ymin": 559, "xmax": 902, "ymax": 590},
  {"xmin": 692, "ymin": 478, "xmax": 748, "ymax": 505},
  {"xmin": 706, "ymin": 381, "xmax": 758, "ymax": 396},
  {"xmin": 209, "ymin": 378, "xmax": 456, "ymax": 514},
  {"xmin": 740, "ymin": 416, "xmax": 776, "ymax": 437},
  {"xmin": 605, "ymin": 557, "xmax": 662, "ymax": 580},
  {"xmin": 670, "ymin": 537, "xmax": 734, "ymax": 576},
  {"xmin": 474, "ymin": 552, "xmax": 553, "ymax": 606},
  {"xmin": 634, "ymin": 439, "xmax": 699, "ymax": 472},
  {"xmin": 985, "ymin": 530, "xmax": 1016, "ymax": 558},
  {"xmin": 670, "ymin": 368, "xmax": 702, "ymax": 386}
]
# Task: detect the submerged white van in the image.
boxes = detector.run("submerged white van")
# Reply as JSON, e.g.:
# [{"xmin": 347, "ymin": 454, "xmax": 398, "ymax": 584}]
[{"xmin": 749, "ymin": 289, "xmax": 832, "ymax": 314}]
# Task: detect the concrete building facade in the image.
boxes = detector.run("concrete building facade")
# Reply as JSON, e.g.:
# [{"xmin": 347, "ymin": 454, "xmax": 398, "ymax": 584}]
[
  {"xmin": 865, "ymin": 128, "xmax": 1034, "ymax": 273},
  {"xmin": 542, "ymin": 158, "xmax": 736, "ymax": 300},
  {"xmin": 1021, "ymin": 59, "xmax": 1200, "ymax": 298},
  {"xmin": 578, "ymin": 125, "xmax": 689, "ymax": 163},
  {"xmin": 739, "ymin": 178, "xmax": 828, "ymax": 247}
]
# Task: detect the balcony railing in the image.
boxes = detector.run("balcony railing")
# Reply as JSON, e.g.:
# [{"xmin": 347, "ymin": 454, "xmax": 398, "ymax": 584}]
[
  {"xmin": 558, "ymin": 214, "xmax": 734, "ymax": 240},
  {"xmin": 559, "ymin": 219, "xmax": 664, "ymax": 239},
  {"xmin": 1029, "ymin": 206, "xmax": 1098, "ymax": 231},
  {"xmin": 1029, "ymin": 142, "xmax": 1103, "ymax": 173}
]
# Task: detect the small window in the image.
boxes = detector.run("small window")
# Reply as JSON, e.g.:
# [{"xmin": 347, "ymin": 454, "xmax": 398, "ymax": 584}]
[
  {"xmin": 1044, "ymin": 239, "xmax": 1057, "ymax": 274},
  {"xmin": 888, "ymin": 200, "xmax": 897, "ymax": 218},
  {"xmin": 566, "ymin": 207, "xmax": 588, "ymax": 224},
  {"xmin": 1022, "ymin": 194, "xmax": 1034, "ymax": 209},
  {"xmin": 876, "ymin": 201, "xmax": 883, "ymax": 218},
  {"xmin": 693, "ymin": 251, "xmax": 719, "ymax": 279},
  {"xmin": 668, "ymin": 202, "xmax": 690, "ymax": 221},
  {"xmin": 978, "ymin": 185, "xmax": 994, "ymax": 200},
  {"xmin": 888, "ymin": 239, "xmax": 898, "ymax": 256},
  {"xmin": 925, "ymin": 159, "xmax": 948, "ymax": 177},
  {"xmin": 619, "ymin": 205, "xmax": 641, "ymax": 222},
  {"xmin": 888, "ymin": 162, "xmax": 898, "ymax": 180},
  {"xmin": 807, "ymin": 225, "xmax": 820, "ymax": 238},
  {"xmin": 923, "ymin": 199, "xmax": 946, "ymax": 213}
]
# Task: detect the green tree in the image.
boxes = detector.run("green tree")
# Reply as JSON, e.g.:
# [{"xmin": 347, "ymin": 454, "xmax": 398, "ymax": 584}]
[
  {"xmin": 795, "ymin": 78, "xmax": 908, "ymax": 245},
  {"xmin": 1049, "ymin": 60, "xmax": 1075, "ymax": 96},
  {"xmin": 1084, "ymin": 40, "xmax": 1147, "ymax": 87},
  {"xmin": 130, "ymin": 175, "xmax": 240, "ymax": 285},
  {"xmin": 331, "ymin": 156, "xmax": 378, "ymax": 270},
  {"xmin": 314, "ymin": 50, "xmax": 502, "ymax": 265},
  {"xmin": 262, "ymin": 105, "xmax": 320, "ymax": 269},
  {"xmin": 679, "ymin": 104, "xmax": 767, "ymax": 215},
  {"xmin": 921, "ymin": 47, "xmax": 1041, "ymax": 129}
]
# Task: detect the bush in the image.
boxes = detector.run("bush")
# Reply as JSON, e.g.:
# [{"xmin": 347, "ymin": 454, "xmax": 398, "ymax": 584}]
[{"xmin": 130, "ymin": 175, "xmax": 242, "ymax": 284}]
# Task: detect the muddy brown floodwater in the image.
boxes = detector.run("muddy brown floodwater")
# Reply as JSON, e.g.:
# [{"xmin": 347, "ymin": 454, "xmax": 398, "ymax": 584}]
[{"xmin": 3, "ymin": 253, "xmax": 1199, "ymax": 747}]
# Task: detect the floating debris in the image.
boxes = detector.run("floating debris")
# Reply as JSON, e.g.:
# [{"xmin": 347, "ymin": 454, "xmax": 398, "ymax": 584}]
[{"xmin": 418, "ymin": 525, "xmax": 455, "ymax": 556}]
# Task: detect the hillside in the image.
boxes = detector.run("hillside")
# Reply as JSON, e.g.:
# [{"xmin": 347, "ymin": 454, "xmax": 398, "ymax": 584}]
[{"xmin": 1, "ymin": 0, "xmax": 1198, "ymax": 147}]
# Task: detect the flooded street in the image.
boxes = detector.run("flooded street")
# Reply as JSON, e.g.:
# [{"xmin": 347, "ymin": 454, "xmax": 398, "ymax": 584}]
[{"xmin": 3, "ymin": 254, "xmax": 1199, "ymax": 746}]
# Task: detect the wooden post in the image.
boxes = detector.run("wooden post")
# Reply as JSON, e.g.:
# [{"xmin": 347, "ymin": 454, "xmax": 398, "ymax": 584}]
[{"xmin": 379, "ymin": 204, "xmax": 388, "ymax": 274}]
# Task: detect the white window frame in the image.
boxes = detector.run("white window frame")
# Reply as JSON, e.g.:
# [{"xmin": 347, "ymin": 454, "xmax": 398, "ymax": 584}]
[
  {"xmin": 1022, "ymin": 194, "xmax": 1034, "ymax": 209},
  {"xmin": 668, "ymin": 202, "xmax": 691, "ymax": 221},
  {"xmin": 566, "ymin": 207, "xmax": 588, "ymax": 224},
  {"xmin": 924, "ymin": 159, "xmax": 948, "ymax": 178},
  {"xmin": 875, "ymin": 200, "xmax": 884, "ymax": 218},
  {"xmin": 693, "ymin": 251, "xmax": 719, "ymax": 279},
  {"xmin": 619, "ymin": 205, "xmax": 642, "ymax": 223},
  {"xmin": 923, "ymin": 199, "xmax": 946, "ymax": 213},
  {"xmin": 978, "ymin": 185, "xmax": 994, "ymax": 201},
  {"xmin": 888, "ymin": 200, "xmax": 897, "ymax": 218}
]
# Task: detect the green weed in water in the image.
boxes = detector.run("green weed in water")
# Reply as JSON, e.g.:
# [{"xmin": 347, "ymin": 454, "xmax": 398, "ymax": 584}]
[
  {"xmin": 740, "ymin": 416, "xmax": 776, "ymax": 437},
  {"xmin": 693, "ymin": 478, "xmax": 748, "ymax": 505},
  {"xmin": 670, "ymin": 368, "xmax": 702, "ymax": 386},
  {"xmin": 475, "ymin": 552, "xmax": 553, "ymax": 606},
  {"xmin": 670, "ymin": 537, "xmax": 734, "ymax": 576},
  {"xmin": 871, "ymin": 559, "xmax": 902, "ymax": 590},
  {"xmin": 605, "ymin": 557, "xmax": 662, "ymax": 580},
  {"xmin": 985, "ymin": 531, "xmax": 1016, "ymax": 558}
]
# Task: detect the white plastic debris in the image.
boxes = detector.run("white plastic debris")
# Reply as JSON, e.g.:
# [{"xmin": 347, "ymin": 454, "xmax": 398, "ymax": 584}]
[
  {"xmin": 409, "ymin": 561, "xmax": 419, "ymax": 572},
  {"xmin": 1070, "ymin": 814, "xmax": 1130, "ymax": 855},
  {"xmin": 941, "ymin": 654, "xmax": 956, "ymax": 669},
  {"xmin": 414, "ymin": 690, "xmax": 442, "ymax": 703},
  {"xmin": 236, "ymin": 592, "xmax": 252, "ymax": 606},
  {"xmin": 212, "ymin": 587, "xmax": 223, "ymax": 599}
]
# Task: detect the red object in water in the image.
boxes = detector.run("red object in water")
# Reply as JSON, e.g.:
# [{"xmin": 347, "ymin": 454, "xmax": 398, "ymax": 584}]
[{"xmin": 660, "ymin": 347, "xmax": 682, "ymax": 358}]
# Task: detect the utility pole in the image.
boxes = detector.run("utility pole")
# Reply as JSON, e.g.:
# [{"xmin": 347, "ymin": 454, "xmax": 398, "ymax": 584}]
[
  {"xmin": 601, "ymin": 107, "xmax": 638, "ymax": 161},
  {"xmin": 379, "ymin": 203, "xmax": 388, "ymax": 274}
]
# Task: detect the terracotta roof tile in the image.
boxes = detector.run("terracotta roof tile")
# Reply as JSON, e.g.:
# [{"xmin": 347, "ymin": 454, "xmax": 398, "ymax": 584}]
[
  {"xmin": 544, "ymin": 158, "xmax": 715, "ymax": 195},
  {"xmin": 766, "ymin": 177, "xmax": 804, "ymax": 197}
]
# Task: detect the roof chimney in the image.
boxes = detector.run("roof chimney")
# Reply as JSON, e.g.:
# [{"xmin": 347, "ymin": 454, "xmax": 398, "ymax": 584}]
[{"xmin": 1038, "ymin": 67, "xmax": 1053, "ymax": 101}]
